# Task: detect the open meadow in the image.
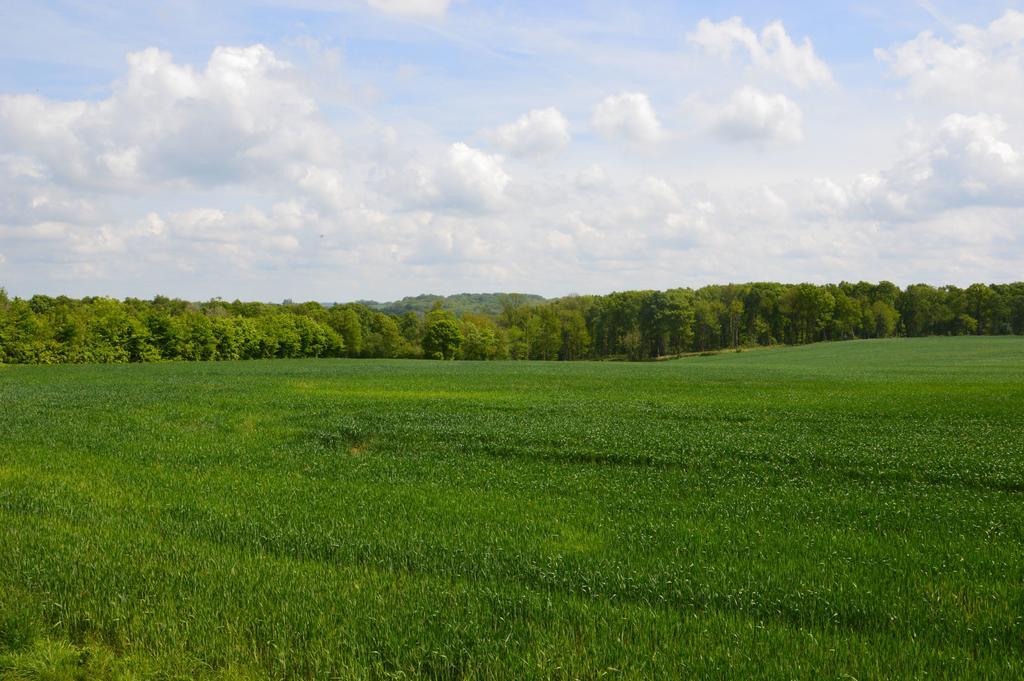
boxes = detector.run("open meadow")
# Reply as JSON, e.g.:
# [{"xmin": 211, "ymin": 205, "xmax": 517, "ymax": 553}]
[{"xmin": 1, "ymin": 336, "xmax": 1023, "ymax": 679}]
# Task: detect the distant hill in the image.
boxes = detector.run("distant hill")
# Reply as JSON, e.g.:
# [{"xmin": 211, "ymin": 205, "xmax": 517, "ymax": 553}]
[{"xmin": 354, "ymin": 292, "xmax": 546, "ymax": 317}]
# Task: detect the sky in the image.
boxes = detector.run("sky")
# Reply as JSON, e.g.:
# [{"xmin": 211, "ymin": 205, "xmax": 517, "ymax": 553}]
[{"xmin": 1, "ymin": 0, "xmax": 1023, "ymax": 302}]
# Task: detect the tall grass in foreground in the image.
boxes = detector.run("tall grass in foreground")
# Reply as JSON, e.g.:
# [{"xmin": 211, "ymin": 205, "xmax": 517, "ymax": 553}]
[{"xmin": 1, "ymin": 336, "xmax": 1023, "ymax": 678}]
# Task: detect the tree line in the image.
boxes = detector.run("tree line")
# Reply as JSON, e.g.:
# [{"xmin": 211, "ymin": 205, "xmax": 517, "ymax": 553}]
[{"xmin": 1, "ymin": 281, "xmax": 1022, "ymax": 364}]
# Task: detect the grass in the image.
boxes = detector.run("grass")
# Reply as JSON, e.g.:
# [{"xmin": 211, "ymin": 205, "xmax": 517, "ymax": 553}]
[{"xmin": 1, "ymin": 336, "xmax": 1023, "ymax": 679}]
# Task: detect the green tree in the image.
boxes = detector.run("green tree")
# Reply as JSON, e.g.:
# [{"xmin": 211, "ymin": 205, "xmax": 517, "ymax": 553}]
[
  {"xmin": 461, "ymin": 317, "xmax": 499, "ymax": 360},
  {"xmin": 965, "ymin": 283, "xmax": 994, "ymax": 335},
  {"xmin": 663, "ymin": 289, "xmax": 696, "ymax": 354},
  {"xmin": 830, "ymin": 290, "xmax": 860, "ymax": 340},
  {"xmin": 899, "ymin": 284, "xmax": 945, "ymax": 336},
  {"xmin": 363, "ymin": 312, "xmax": 402, "ymax": 358},
  {"xmin": 180, "ymin": 313, "xmax": 218, "ymax": 360},
  {"xmin": 83, "ymin": 298, "xmax": 136, "ymax": 363},
  {"xmin": 533, "ymin": 307, "xmax": 562, "ymax": 360},
  {"xmin": 727, "ymin": 298, "xmax": 744, "ymax": 348},
  {"xmin": 398, "ymin": 312, "xmax": 422, "ymax": 344},
  {"xmin": 956, "ymin": 313, "xmax": 978, "ymax": 335},
  {"xmin": 559, "ymin": 309, "xmax": 591, "ymax": 360},
  {"xmin": 328, "ymin": 307, "xmax": 363, "ymax": 357},
  {"xmin": 693, "ymin": 299, "xmax": 724, "ymax": 351},
  {"xmin": 506, "ymin": 325, "xmax": 529, "ymax": 360},
  {"xmin": 781, "ymin": 284, "xmax": 834, "ymax": 344},
  {"xmin": 870, "ymin": 300, "xmax": 899, "ymax": 338},
  {"xmin": 423, "ymin": 318, "xmax": 463, "ymax": 360}
]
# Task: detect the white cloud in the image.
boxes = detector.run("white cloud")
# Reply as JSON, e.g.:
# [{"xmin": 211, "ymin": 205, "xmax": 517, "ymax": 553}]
[
  {"xmin": 688, "ymin": 17, "xmax": 833, "ymax": 88},
  {"xmin": 592, "ymin": 92, "xmax": 663, "ymax": 143},
  {"xmin": 162, "ymin": 204, "xmax": 304, "ymax": 259},
  {"xmin": 384, "ymin": 143, "xmax": 510, "ymax": 211},
  {"xmin": 0, "ymin": 45, "xmax": 340, "ymax": 190},
  {"xmin": 711, "ymin": 86, "xmax": 804, "ymax": 144},
  {"xmin": 574, "ymin": 164, "xmax": 610, "ymax": 192},
  {"xmin": 485, "ymin": 107, "xmax": 570, "ymax": 157},
  {"xmin": 851, "ymin": 113, "xmax": 1024, "ymax": 218},
  {"xmin": 780, "ymin": 177, "xmax": 850, "ymax": 222},
  {"xmin": 402, "ymin": 214, "xmax": 498, "ymax": 265},
  {"xmin": 366, "ymin": 0, "xmax": 450, "ymax": 19},
  {"xmin": 638, "ymin": 176, "xmax": 682, "ymax": 211},
  {"xmin": 435, "ymin": 143, "xmax": 510, "ymax": 209},
  {"xmin": 758, "ymin": 113, "xmax": 1024, "ymax": 226},
  {"xmin": 1, "ymin": 10, "xmax": 1021, "ymax": 299},
  {"xmin": 876, "ymin": 10, "xmax": 1024, "ymax": 112}
]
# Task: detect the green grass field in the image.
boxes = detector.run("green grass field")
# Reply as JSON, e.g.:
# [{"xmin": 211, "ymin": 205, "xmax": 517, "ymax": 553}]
[{"xmin": 2, "ymin": 337, "xmax": 1023, "ymax": 679}]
